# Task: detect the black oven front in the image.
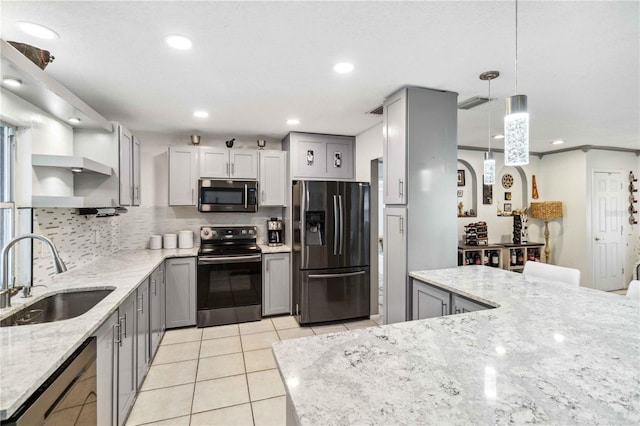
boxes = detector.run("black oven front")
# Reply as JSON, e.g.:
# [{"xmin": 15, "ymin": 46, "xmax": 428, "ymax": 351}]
[{"xmin": 197, "ymin": 253, "xmax": 262, "ymax": 327}]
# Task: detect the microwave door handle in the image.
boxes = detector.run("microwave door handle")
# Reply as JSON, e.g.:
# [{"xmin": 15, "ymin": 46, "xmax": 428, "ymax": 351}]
[{"xmin": 244, "ymin": 184, "xmax": 248, "ymax": 209}]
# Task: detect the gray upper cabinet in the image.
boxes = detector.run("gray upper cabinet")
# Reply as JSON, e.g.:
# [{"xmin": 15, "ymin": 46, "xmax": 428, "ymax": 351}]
[
  {"xmin": 412, "ymin": 279, "xmax": 450, "ymax": 321},
  {"xmin": 383, "ymin": 91, "xmax": 407, "ymax": 205},
  {"xmin": 118, "ymin": 126, "xmax": 133, "ymax": 206},
  {"xmin": 165, "ymin": 257, "xmax": 196, "ymax": 328},
  {"xmin": 168, "ymin": 146, "xmax": 198, "ymax": 206},
  {"xmin": 284, "ymin": 132, "xmax": 355, "ymax": 181},
  {"xmin": 259, "ymin": 150, "xmax": 287, "ymax": 206},
  {"xmin": 199, "ymin": 147, "xmax": 258, "ymax": 179}
]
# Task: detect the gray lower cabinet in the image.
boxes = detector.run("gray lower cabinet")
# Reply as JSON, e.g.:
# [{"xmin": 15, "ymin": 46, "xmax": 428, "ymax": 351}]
[
  {"xmin": 95, "ymin": 310, "xmax": 118, "ymax": 426},
  {"xmin": 118, "ymin": 292, "xmax": 137, "ymax": 425},
  {"xmin": 165, "ymin": 257, "xmax": 196, "ymax": 328},
  {"xmin": 451, "ymin": 294, "xmax": 490, "ymax": 314},
  {"xmin": 150, "ymin": 263, "xmax": 166, "ymax": 356},
  {"xmin": 262, "ymin": 253, "xmax": 290, "ymax": 316},
  {"xmin": 412, "ymin": 279, "xmax": 450, "ymax": 320},
  {"xmin": 136, "ymin": 279, "xmax": 150, "ymax": 390},
  {"xmin": 384, "ymin": 207, "xmax": 407, "ymax": 324}
]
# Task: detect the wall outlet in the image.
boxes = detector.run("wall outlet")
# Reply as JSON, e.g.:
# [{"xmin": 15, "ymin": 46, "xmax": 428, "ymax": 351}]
[{"xmin": 93, "ymin": 229, "xmax": 100, "ymax": 244}]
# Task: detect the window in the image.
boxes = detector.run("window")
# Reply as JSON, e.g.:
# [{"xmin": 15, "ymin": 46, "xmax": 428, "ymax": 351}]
[{"xmin": 1, "ymin": 124, "xmax": 15, "ymax": 247}]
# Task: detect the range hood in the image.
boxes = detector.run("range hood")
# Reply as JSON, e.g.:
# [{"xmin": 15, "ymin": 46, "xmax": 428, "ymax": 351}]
[{"xmin": 32, "ymin": 154, "xmax": 113, "ymax": 175}]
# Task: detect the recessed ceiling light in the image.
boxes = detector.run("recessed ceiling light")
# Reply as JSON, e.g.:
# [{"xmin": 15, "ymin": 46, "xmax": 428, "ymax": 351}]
[
  {"xmin": 2, "ymin": 77, "xmax": 22, "ymax": 87},
  {"xmin": 551, "ymin": 139, "xmax": 565, "ymax": 145},
  {"xmin": 68, "ymin": 117, "xmax": 81, "ymax": 124},
  {"xmin": 70, "ymin": 167, "xmax": 83, "ymax": 173},
  {"xmin": 493, "ymin": 134, "xmax": 505, "ymax": 140},
  {"xmin": 193, "ymin": 111, "xmax": 208, "ymax": 118},
  {"xmin": 16, "ymin": 21, "xmax": 59, "ymax": 39},
  {"xmin": 333, "ymin": 62, "xmax": 354, "ymax": 74},
  {"xmin": 286, "ymin": 118, "xmax": 300, "ymax": 125},
  {"xmin": 165, "ymin": 34, "xmax": 193, "ymax": 50}
]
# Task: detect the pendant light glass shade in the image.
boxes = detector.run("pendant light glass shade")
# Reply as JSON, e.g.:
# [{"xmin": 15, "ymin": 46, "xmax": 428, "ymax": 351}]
[
  {"xmin": 504, "ymin": 94, "xmax": 529, "ymax": 165},
  {"xmin": 483, "ymin": 151, "xmax": 496, "ymax": 184}
]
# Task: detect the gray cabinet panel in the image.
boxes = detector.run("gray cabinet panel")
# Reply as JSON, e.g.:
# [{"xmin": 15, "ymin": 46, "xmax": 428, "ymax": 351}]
[
  {"xmin": 296, "ymin": 140, "xmax": 326, "ymax": 178},
  {"xmin": 451, "ymin": 294, "xmax": 489, "ymax": 314},
  {"xmin": 384, "ymin": 207, "xmax": 407, "ymax": 324},
  {"xmin": 136, "ymin": 280, "xmax": 150, "ymax": 390},
  {"xmin": 150, "ymin": 263, "xmax": 165, "ymax": 356},
  {"xmin": 412, "ymin": 280, "xmax": 450, "ymax": 320},
  {"xmin": 95, "ymin": 310, "xmax": 118, "ymax": 426},
  {"xmin": 259, "ymin": 150, "xmax": 287, "ymax": 206},
  {"xmin": 383, "ymin": 92, "xmax": 407, "ymax": 205},
  {"xmin": 325, "ymin": 141, "xmax": 353, "ymax": 179},
  {"xmin": 117, "ymin": 292, "xmax": 136, "ymax": 425},
  {"xmin": 118, "ymin": 126, "xmax": 133, "ymax": 206},
  {"xmin": 168, "ymin": 146, "xmax": 198, "ymax": 205},
  {"xmin": 263, "ymin": 253, "xmax": 290, "ymax": 316},
  {"xmin": 165, "ymin": 257, "xmax": 196, "ymax": 328}
]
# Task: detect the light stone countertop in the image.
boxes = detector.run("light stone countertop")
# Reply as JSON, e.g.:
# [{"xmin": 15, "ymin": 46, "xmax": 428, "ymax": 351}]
[
  {"xmin": 258, "ymin": 244, "xmax": 291, "ymax": 254},
  {"xmin": 0, "ymin": 248, "xmax": 198, "ymax": 420},
  {"xmin": 272, "ymin": 265, "xmax": 640, "ymax": 425}
]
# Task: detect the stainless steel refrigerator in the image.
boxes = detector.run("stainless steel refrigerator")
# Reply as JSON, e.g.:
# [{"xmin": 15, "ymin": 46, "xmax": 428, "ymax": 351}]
[{"xmin": 292, "ymin": 180, "xmax": 370, "ymax": 325}]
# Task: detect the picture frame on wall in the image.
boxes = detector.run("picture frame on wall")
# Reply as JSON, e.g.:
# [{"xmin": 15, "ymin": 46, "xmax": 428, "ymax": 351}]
[
  {"xmin": 504, "ymin": 203, "xmax": 512, "ymax": 213},
  {"xmin": 457, "ymin": 170, "xmax": 465, "ymax": 186}
]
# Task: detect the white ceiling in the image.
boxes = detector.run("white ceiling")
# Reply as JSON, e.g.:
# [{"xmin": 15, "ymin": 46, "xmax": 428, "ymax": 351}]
[{"xmin": 1, "ymin": 1, "xmax": 638, "ymax": 153}]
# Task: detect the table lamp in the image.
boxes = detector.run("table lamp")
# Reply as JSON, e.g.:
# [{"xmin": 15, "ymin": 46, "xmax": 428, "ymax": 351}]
[{"xmin": 529, "ymin": 201, "xmax": 563, "ymax": 264}]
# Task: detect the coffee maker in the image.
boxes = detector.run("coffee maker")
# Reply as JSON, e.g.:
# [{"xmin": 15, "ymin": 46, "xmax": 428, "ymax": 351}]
[{"xmin": 267, "ymin": 218, "xmax": 284, "ymax": 246}]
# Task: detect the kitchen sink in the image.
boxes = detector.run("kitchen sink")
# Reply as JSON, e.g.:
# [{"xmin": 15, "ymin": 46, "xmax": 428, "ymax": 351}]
[{"xmin": 0, "ymin": 289, "xmax": 114, "ymax": 327}]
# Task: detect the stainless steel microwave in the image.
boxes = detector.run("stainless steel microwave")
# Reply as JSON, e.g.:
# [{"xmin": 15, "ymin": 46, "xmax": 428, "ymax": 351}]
[{"xmin": 198, "ymin": 179, "xmax": 258, "ymax": 212}]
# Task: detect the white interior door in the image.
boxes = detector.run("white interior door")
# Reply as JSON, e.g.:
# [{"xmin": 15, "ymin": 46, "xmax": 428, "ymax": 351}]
[{"xmin": 592, "ymin": 171, "xmax": 624, "ymax": 291}]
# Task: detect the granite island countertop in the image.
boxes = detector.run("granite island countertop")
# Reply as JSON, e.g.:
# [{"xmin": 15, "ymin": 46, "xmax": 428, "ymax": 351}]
[
  {"xmin": 0, "ymin": 248, "xmax": 198, "ymax": 420},
  {"xmin": 272, "ymin": 265, "xmax": 640, "ymax": 425}
]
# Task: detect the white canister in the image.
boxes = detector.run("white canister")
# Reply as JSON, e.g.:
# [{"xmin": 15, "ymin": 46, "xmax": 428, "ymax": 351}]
[
  {"xmin": 149, "ymin": 235, "xmax": 162, "ymax": 250},
  {"xmin": 163, "ymin": 233, "xmax": 177, "ymax": 249},
  {"xmin": 179, "ymin": 230, "xmax": 194, "ymax": 249}
]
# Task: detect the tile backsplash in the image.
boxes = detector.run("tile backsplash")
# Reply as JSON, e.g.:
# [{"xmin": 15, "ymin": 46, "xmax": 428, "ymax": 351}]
[
  {"xmin": 32, "ymin": 208, "xmax": 119, "ymax": 285},
  {"xmin": 32, "ymin": 206, "xmax": 284, "ymax": 283}
]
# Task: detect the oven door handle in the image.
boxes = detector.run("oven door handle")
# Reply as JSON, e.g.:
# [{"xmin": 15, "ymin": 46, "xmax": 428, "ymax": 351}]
[
  {"xmin": 308, "ymin": 271, "xmax": 366, "ymax": 279},
  {"xmin": 198, "ymin": 254, "xmax": 262, "ymax": 265}
]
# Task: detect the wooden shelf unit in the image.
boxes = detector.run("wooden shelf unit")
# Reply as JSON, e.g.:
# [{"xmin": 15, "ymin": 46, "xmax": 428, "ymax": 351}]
[
  {"xmin": 501, "ymin": 243, "xmax": 544, "ymax": 273},
  {"xmin": 458, "ymin": 244, "xmax": 504, "ymax": 268}
]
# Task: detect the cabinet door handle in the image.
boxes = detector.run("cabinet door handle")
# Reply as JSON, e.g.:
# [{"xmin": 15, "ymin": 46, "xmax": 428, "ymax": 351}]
[
  {"xmin": 152, "ymin": 279, "xmax": 157, "ymax": 296},
  {"xmin": 138, "ymin": 294, "xmax": 144, "ymax": 313},
  {"xmin": 262, "ymin": 190, "xmax": 265, "ymax": 203},
  {"xmin": 231, "ymin": 162, "xmax": 235, "ymax": 175},
  {"xmin": 442, "ymin": 302, "xmax": 448, "ymax": 316},
  {"xmin": 120, "ymin": 315, "xmax": 127, "ymax": 339},
  {"xmin": 266, "ymin": 259, "xmax": 269, "ymax": 272},
  {"xmin": 113, "ymin": 323, "xmax": 121, "ymax": 345},
  {"xmin": 226, "ymin": 162, "xmax": 230, "ymax": 176},
  {"xmin": 399, "ymin": 179, "xmax": 404, "ymax": 197},
  {"xmin": 399, "ymin": 217, "xmax": 404, "ymax": 234}
]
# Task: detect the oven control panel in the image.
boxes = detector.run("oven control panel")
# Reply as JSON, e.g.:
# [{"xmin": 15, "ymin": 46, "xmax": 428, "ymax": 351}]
[{"xmin": 200, "ymin": 226, "xmax": 257, "ymax": 242}]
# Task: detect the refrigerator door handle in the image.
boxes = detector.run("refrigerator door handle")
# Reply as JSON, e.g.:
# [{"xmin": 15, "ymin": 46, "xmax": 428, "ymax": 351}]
[
  {"xmin": 338, "ymin": 195, "xmax": 344, "ymax": 255},
  {"xmin": 308, "ymin": 271, "xmax": 366, "ymax": 279},
  {"xmin": 333, "ymin": 195, "xmax": 339, "ymax": 256}
]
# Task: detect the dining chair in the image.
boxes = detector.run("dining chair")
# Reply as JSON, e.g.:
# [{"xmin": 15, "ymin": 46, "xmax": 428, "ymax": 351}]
[
  {"xmin": 522, "ymin": 261, "xmax": 581, "ymax": 287},
  {"xmin": 627, "ymin": 280, "xmax": 640, "ymax": 300}
]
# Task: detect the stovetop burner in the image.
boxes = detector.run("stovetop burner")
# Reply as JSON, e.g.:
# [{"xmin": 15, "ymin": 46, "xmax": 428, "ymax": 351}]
[{"xmin": 198, "ymin": 226, "xmax": 261, "ymax": 257}]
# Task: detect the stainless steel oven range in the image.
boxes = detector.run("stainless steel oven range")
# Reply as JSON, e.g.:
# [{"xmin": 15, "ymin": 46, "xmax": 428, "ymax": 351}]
[{"xmin": 197, "ymin": 226, "xmax": 262, "ymax": 327}]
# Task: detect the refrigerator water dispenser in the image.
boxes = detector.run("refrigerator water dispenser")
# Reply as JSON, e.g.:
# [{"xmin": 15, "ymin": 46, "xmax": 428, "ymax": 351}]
[{"xmin": 305, "ymin": 211, "xmax": 325, "ymax": 246}]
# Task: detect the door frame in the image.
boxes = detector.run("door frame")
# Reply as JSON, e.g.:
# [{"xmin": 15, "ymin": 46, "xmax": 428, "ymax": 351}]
[{"xmin": 589, "ymin": 168, "xmax": 624, "ymax": 290}]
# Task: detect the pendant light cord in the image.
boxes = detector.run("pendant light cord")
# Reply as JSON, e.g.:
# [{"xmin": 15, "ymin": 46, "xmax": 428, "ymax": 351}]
[
  {"xmin": 515, "ymin": 0, "xmax": 519, "ymax": 94},
  {"xmin": 488, "ymin": 78, "xmax": 492, "ymax": 153}
]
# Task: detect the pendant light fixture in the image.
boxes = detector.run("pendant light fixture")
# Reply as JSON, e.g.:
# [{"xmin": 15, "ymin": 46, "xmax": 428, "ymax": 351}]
[
  {"xmin": 504, "ymin": 0, "xmax": 529, "ymax": 166},
  {"xmin": 480, "ymin": 71, "xmax": 499, "ymax": 185}
]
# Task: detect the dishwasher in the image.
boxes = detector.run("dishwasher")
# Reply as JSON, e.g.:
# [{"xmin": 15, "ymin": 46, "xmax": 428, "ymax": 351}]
[{"xmin": 2, "ymin": 337, "xmax": 97, "ymax": 426}]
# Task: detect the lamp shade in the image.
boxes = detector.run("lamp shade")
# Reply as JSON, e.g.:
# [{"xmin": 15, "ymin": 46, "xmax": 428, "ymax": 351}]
[{"xmin": 529, "ymin": 201, "xmax": 563, "ymax": 219}]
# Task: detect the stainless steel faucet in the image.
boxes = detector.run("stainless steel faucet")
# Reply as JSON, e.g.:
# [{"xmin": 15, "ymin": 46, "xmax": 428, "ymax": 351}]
[{"xmin": 0, "ymin": 233, "xmax": 67, "ymax": 308}]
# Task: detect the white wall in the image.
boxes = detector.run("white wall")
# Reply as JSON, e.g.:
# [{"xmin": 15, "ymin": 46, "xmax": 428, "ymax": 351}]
[
  {"xmin": 355, "ymin": 123, "xmax": 383, "ymax": 182},
  {"xmin": 456, "ymin": 150, "xmax": 541, "ymax": 245}
]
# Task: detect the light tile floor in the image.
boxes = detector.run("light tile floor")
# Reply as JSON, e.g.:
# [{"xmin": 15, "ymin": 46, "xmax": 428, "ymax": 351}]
[{"xmin": 126, "ymin": 315, "xmax": 380, "ymax": 426}]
